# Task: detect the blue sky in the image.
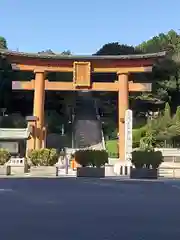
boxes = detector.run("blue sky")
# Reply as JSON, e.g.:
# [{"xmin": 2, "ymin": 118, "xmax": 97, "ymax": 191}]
[{"xmin": 1, "ymin": 0, "xmax": 179, "ymax": 54}]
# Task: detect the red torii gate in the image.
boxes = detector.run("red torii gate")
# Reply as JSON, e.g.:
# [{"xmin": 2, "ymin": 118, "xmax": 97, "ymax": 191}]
[{"xmin": 0, "ymin": 49, "xmax": 165, "ymax": 160}]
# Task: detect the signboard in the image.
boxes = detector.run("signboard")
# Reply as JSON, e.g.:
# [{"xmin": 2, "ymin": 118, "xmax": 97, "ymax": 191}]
[{"xmin": 125, "ymin": 109, "xmax": 133, "ymax": 161}]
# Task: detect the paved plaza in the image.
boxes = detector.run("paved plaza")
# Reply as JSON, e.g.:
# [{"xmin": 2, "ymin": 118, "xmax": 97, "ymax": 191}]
[{"xmin": 0, "ymin": 178, "xmax": 180, "ymax": 239}]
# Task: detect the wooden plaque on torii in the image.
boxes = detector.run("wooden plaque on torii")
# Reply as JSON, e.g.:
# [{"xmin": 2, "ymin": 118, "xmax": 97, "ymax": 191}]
[{"xmin": 73, "ymin": 61, "xmax": 91, "ymax": 88}]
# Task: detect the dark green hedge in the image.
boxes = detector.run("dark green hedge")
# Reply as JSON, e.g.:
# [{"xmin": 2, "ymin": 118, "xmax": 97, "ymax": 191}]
[
  {"xmin": 131, "ymin": 150, "xmax": 163, "ymax": 169},
  {"xmin": 75, "ymin": 150, "xmax": 108, "ymax": 167}
]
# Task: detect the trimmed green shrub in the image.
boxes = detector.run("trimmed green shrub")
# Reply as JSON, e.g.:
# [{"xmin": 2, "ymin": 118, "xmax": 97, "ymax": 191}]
[
  {"xmin": 131, "ymin": 150, "xmax": 163, "ymax": 169},
  {"xmin": 0, "ymin": 148, "xmax": 11, "ymax": 165},
  {"xmin": 28, "ymin": 148, "xmax": 58, "ymax": 166},
  {"xmin": 75, "ymin": 150, "xmax": 108, "ymax": 168}
]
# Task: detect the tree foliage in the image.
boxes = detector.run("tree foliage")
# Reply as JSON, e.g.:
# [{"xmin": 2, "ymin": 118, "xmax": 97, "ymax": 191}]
[
  {"xmin": 136, "ymin": 30, "xmax": 180, "ymax": 54},
  {"xmin": 38, "ymin": 49, "xmax": 72, "ymax": 55},
  {"xmin": 95, "ymin": 42, "xmax": 141, "ymax": 55},
  {"xmin": 0, "ymin": 54, "xmax": 12, "ymax": 110},
  {"xmin": 0, "ymin": 37, "xmax": 7, "ymax": 49},
  {"xmin": 144, "ymin": 104, "xmax": 180, "ymax": 147},
  {"xmin": 61, "ymin": 50, "xmax": 71, "ymax": 55}
]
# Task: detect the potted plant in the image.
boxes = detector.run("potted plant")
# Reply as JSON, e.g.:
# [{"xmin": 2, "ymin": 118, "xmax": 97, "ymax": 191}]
[
  {"xmin": 28, "ymin": 148, "xmax": 58, "ymax": 176},
  {"xmin": 0, "ymin": 148, "xmax": 11, "ymax": 175},
  {"xmin": 130, "ymin": 131, "xmax": 164, "ymax": 179},
  {"xmin": 75, "ymin": 149, "xmax": 108, "ymax": 178}
]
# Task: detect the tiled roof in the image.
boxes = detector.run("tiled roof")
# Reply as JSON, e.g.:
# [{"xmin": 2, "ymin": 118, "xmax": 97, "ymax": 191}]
[
  {"xmin": 0, "ymin": 128, "xmax": 31, "ymax": 140},
  {"xmin": 0, "ymin": 49, "xmax": 166, "ymax": 60}
]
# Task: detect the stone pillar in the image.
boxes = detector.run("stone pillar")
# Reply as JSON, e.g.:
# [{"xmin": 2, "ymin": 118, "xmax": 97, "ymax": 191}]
[
  {"xmin": 118, "ymin": 73, "xmax": 129, "ymax": 161},
  {"xmin": 42, "ymin": 126, "xmax": 47, "ymax": 148},
  {"xmin": 33, "ymin": 69, "xmax": 45, "ymax": 149}
]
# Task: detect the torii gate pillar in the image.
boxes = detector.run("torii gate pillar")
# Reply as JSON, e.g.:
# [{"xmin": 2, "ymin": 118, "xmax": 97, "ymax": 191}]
[
  {"xmin": 118, "ymin": 72, "xmax": 129, "ymax": 161},
  {"xmin": 33, "ymin": 69, "xmax": 45, "ymax": 149}
]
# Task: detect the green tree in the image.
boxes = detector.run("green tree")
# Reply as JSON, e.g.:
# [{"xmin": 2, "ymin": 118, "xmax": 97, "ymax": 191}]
[
  {"xmin": 163, "ymin": 102, "xmax": 171, "ymax": 125},
  {"xmin": 136, "ymin": 30, "xmax": 180, "ymax": 54},
  {"xmin": 38, "ymin": 49, "xmax": 72, "ymax": 55},
  {"xmin": 174, "ymin": 106, "xmax": 180, "ymax": 123},
  {"xmin": 135, "ymin": 30, "xmax": 180, "ymax": 109},
  {"xmin": 0, "ymin": 37, "xmax": 7, "ymax": 49},
  {"xmin": 172, "ymin": 106, "xmax": 180, "ymax": 136},
  {"xmin": 61, "ymin": 50, "xmax": 71, "ymax": 55},
  {"xmin": 0, "ymin": 41, "xmax": 12, "ymax": 110},
  {"xmin": 95, "ymin": 42, "xmax": 140, "ymax": 55}
]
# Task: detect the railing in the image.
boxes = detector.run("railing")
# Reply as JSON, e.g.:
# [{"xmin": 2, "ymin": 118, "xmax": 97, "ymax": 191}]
[
  {"xmin": 156, "ymin": 149, "xmax": 180, "ymax": 178},
  {"xmin": 158, "ymin": 167, "xmax": 180, "ymax": 178},
  {"xmin": 154, "ymin": 148, "xmax": 180, "ymax": 157},
  {"xmin": 6, "ymin": 157, "xmax": 25, "ymax": 166},
  {"xmin": 113, "ymin": 164, "xmax": 180, "ymax": 178}
]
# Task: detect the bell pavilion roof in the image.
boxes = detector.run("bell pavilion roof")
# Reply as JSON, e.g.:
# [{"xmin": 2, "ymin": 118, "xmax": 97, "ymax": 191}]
[{"xmin": 0, "ymin": 127, "xmax": 31, "ymax": 140}]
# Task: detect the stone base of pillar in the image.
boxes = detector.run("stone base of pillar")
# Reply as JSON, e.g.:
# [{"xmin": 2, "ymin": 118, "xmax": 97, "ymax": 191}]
[{"xmin": 114, "ymin": 161, "xmax": 132, "ymax": 175}]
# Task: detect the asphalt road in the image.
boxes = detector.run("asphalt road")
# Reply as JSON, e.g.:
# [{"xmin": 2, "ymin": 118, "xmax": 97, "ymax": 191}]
[{"xmin": 0, "ymin": 178, "xmax": 180, "ymax": 240}]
